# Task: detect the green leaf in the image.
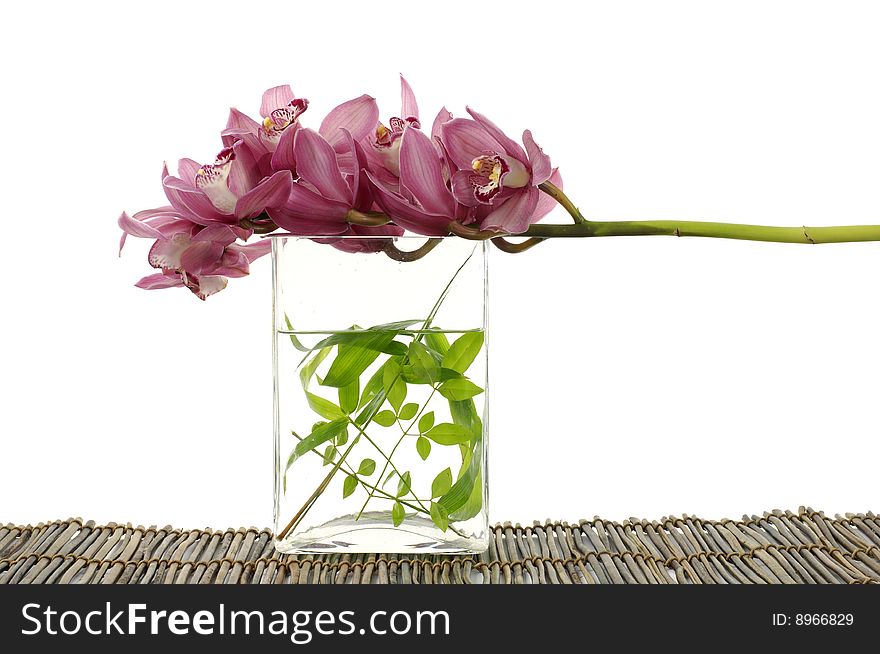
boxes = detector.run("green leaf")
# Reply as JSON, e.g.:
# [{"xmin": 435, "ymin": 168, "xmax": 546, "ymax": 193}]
[
  {"xmin": 423, "ymin": 330, "xmax": 451, "ymax": 356},
  {"xmin": 357, "ymin": 458, "xmax": 376, "ymax": 476},
  {"xmin": 392, "ymin": 501, "xmax": 405, "ymax": 527},
  {"xmin": 383, "ymin": 360, "xmax": 407, "ymax": 411},
  {"xmin": 439, "ymin": 368, "xmax": 463, "ymax": 382},
  {"xmin": 430, "ymin": 502, "xmax": 449, "ymax": 532},
  {"xmin": 383, "ymin": 471, "xmax": 397, "ymax": 489},
  {"xmin": 442, "ymin": 332, "xmax": 484, "ymax": 374},
  {"xmin": 335, "ymin": 429, "xmax": 349, "ymax": 447},
  {"xmin": 342, "ymin": 474, "xmax": 358, "ymax": 498},
  {"xmin": 396, "ymin": 471, "xmax": 412, "ymax": 498},
  {"xmin": 322, "ymin": 444, "xmax": 337, "ymax": 466},
  {"xmin": 403, "ymin": 341, "xmax": 440, "ymax": 384},
  {"xmin": 418, "ymin": 411, "xmax": 435, "ymax": 433},
  {"xmin": 308, "ymin": 326, "xmax": 406, "ymax": 352},
  {"xmin": 306, "ymin": 392, "xmax": 345, "ymax": 420},
  {"xmin": 398, "ymin": 402, "xmax": 419, "ymax": 421},
  {"xmin": 322, "ymin": 343, "xmax": 384, "ymax": 388},
  {"xmin": 416, "ymin": 436, "xmax": 431, "ymax": 460},
  {"xmin": 431, "ymin": 468, "xmax": 453, "ymax": 498},
  {"xmin": 368, "ymin": 319, "xmax": 421, "ymax": 331},
  {"xmin": 373, "ymin": 410, "xmax": 397, "ymax": 427},
  {"xmin": 450, "ymin": 469, "xmax": 483, "ymax": 521},
  {"xmin": 382, "ymin": 341, "xmax": 408, "ymax": 356},
  {"xmin": 284, "ymin": 314, "xmax": 311, "ymax": 352},
  {"xmin": 437, "ymin": 378, "xmax": 484, "ymax": 401},
  {"xmin": 338, "ymin": 379, "xmax": 359, "ymax": 414},
  {"xmin": 450, "ymin": 399, "xmax": 483, "ymax": 440},
  {"xmin": 299, "ymin": 347, "xmax": 332, "ymax": 389},
  {"xmin": 288, "ymin": 419, "xmax": 348, "ymax": 468},
  {"xmin": 438, "ymin": 442, "xmax": 483, "ymax": 515},
  {"xmin": 357, "ymin": 362, "xmax": 387, "ymax": 410},
  {"xmin": 425, "ymin": 423, "xmax": 471, "ymax": 446}
]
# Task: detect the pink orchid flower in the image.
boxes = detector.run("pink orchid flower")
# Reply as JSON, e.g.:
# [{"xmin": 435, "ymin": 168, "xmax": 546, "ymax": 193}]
[
  {"xmin": 220, "ymin": 85, "xmax": 309, "ymax": 175},
  {"xmin": 440, "ymin": 108, "xmax": 557, "ymax": 233},
  {"xmin": 269, "ymin": 127, "xmax": 403, "ymax": 251},
  {"xmin": 161, "ymin": 143, "xmax": 292, "ymax": 226},
  {"xmin": 137, "ymin": 224, "xmax": 272, "ymax": 300},
  {"xmin": 365, "ymin": 76, "xmax": 421, "ymax": 179},
  {"xmin": 367, "ymin": 126, "xmax": 463, "ymax": 236}
]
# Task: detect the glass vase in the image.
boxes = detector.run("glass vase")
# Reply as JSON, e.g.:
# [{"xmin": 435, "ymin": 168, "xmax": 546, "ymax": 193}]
[{"xmin": 272, "ymin": 235, "xmax": 489, "ymax": 554}]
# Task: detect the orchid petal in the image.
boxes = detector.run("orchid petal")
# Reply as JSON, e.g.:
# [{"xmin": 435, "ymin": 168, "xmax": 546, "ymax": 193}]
[
  {"xmin": 225, "ymin": 107, "xmax": 260, "ymax": 135},
  {"xmin": 230, "ymin": 239, "xmax": 272, "ymax": 263},
  {"xmin": 133, "ymin": 206, "xmax": 178, "ymax": 222},
  {"xmin": 268, "ymin": 183, "xmax": 350, "ymax": 234},
  {"xmin": 192, "ymin": 223, "xmax": 238, "ymax": 246},
  {"xmin": 366, "ymin": 172, "xmax": 451, "ymax": 236},
  {"xmin": 180, "ymin": 241, "xmax": 224, "ymax": 275},
  {"xmin": 227, "ymin": 140, "xmax": 261, "ymax": 197},
  {"xmin": 188, "ymin": 274, "xmax": 228, "ymax": 300},
  {"xmin": 208, "ymin": 248, "xmax": 250, "ymax": 278},
  {"xmin": 118, "ymin": 211, "xmax": 162, "ymax": 255},
  {"xmin": 319, "ymin": 94, "xmax": 379, "ymax": 148},
  {"xmin": 440, "ymin": 118, "xmax": 505, "ymax": 170},
  {"xmin": 480, "ymin": 187, "xmax": 540, "ymax": 234},
  {"xmin": 118, "ymin": 211, "xmax": 163, "ymax": 239},
  {"xmin": 531, "ymin": 168, "xmax": 563, "ymax": 222},
  {"xmin": 148, "ymin": 233, "xmax": 192, "ymax": 270},
  {"xmin": 270, "ymin": 122, "xmax": 299, "ymax": 172},
  {"xmin": 466, "ymin": 107, "xmax": 528, "ymax": 164},
  {"xmin": 177, "ymin": 158, "xmax": 201, "ymax": 185},
  {"xmin": 431, "ymin": 106, "xmax": 453, "ymax": 140},
  {"xmin": 522, "ymin": 130, "xmax": 552, "ymax": 184},
  {"xmin": 337, "ymin": 127, "xmax": 363, "ymax": 201},
  {"xmin": 293, "ymin": 129, "xmax": 350, "ymax": 203},
  {"xmin": 399, "ymin": 128, "xmax": 455, "ymax": 216},
  {"xmin": 400, "ymin": 75, "xmax": 419, "ymax": 121},
  {"xmin": 260, "ymin": 85, "xmax": 294, "ymax": 117},
  {"xmin": 162, "ymin": 175, "xmax": 232, "ymax": 225},
  {"xmin": 450, "ymin": 169, "xmax": 480, "ymax": 207},
  {"xmin": 135, "ymin": 272, "xmax": 185, "ymax": 290},
  {"xmin": 234, "ymin": 170, "xmax": 293, "ymax": 219}
]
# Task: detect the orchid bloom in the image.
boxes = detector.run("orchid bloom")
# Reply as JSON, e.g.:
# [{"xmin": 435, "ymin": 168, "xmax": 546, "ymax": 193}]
[
  {"xmin": 162, "ymin": 143, "xmax": 292, "ymax": 226},
  {"xmin": 441, "ymin": 108, "xmax": 558, "ymax": 234},
  {"xmin": 367, "ymin": 76, "xmax": 421, "ymax": 178},
  {"xmin": 139, "ymin": 225, "xmax": 272, "ymax": 300},
  {"xmin": 269, "ymin": 127, "xmax": 403, "ymax": 250},
  {"xmin": 220, "ymin": 85, "xmax": 308, "ymax": 174},
  {"xmin": 367, "ymin": 126, "xmax": 462, "ymax": 236},
  {"xmin": 121, "ymin": 78, "xmax": 569, "ymax": 299}
]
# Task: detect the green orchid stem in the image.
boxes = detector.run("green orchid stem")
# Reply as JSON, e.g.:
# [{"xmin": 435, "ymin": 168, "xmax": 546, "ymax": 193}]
[
  {"xmin": 277, "ymin": 436, "xmax": 361, "ymax": 542},
  {"xmin": 293, "ymin": 440, "xmax": 431, "ymax": 517},
  {"xmin": 538, "ymin": 181, "xmax": 587, "ymax": 225},
  {"xmin": 383, "ymin": 238, "xmax": 443, "ymax": 262},
  {"xmin": 522, "ymin": 219, "xmax": 880, "ymax": 243},
  {"xmin": 529, "ymin": 184, "xmax": 880, "ymax": 244}
]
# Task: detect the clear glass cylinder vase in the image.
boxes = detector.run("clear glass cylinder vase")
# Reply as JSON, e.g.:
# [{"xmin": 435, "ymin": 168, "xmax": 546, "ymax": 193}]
[{"xmin": 272, "ymin": 235, "xmax": 489, "ymax": 554}]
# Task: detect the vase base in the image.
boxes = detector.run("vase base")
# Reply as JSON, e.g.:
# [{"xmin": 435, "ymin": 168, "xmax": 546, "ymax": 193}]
[{"xmin": 274, "ymin": 512, "xmax": 488, "ymax": 555}]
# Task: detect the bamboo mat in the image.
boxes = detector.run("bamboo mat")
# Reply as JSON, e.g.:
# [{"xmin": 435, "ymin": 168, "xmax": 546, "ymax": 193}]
[{"xmin": 1, "ymin": 507, "xmax": 878, "ymax": 584}]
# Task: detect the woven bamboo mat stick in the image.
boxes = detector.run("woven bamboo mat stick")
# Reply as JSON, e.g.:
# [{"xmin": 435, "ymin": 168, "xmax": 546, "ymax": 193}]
[{"xmin": 1, "ymin": 507, "xmax": 877, "ymax": 584}]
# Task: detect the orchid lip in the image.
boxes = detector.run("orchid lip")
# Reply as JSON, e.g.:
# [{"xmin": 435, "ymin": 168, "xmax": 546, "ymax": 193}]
[
  {"xmin": 195, "ymin": 148, "xmax": 237, "ymax": 213},
  {"xmin": 469, "ymin": 154, "xmax": 509, "ymax": 203},
  {"xmin": 262, "ymin": 98, "xmax": 309, "ymax": 140},
  {"xmin": 373, "ymin": 116, "xmax": 420, "ymax": 149}
]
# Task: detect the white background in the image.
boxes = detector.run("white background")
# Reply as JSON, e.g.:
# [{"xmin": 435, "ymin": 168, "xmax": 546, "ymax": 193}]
[{"xmin": 1, "ymin": 0, "xmax": 878, "ymax": 529}]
